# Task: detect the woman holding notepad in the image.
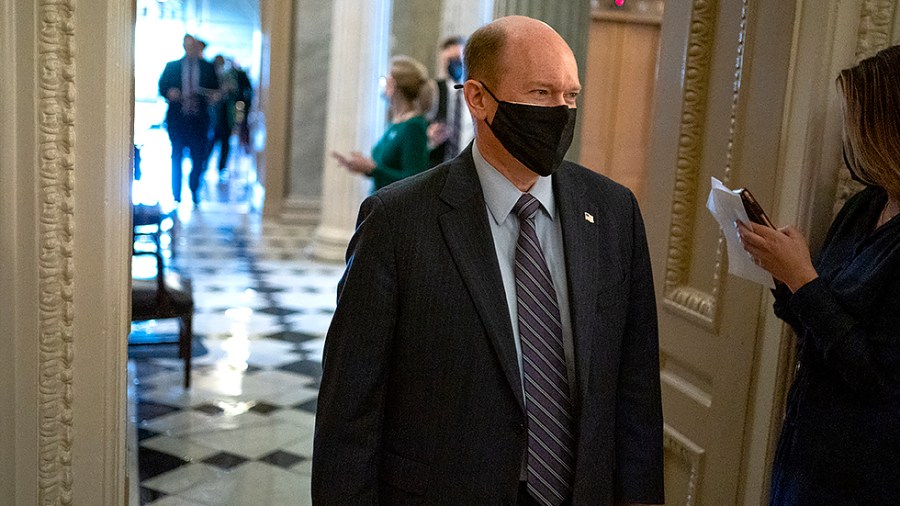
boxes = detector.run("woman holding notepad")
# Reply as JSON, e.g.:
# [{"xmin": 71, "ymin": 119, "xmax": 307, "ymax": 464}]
[{"xmin": 738, "ymin": 46, "xmax": 900, "ymax": 505}]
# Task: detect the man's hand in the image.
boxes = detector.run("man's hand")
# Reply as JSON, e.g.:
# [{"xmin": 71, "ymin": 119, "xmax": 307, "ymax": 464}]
[
  {"xmin": 165, "ymin": 88, "xmax": 181, "ymax": 102},
  {"xmin": 736, "ymin": 220, "xmax": 818, "ymax": 292}
]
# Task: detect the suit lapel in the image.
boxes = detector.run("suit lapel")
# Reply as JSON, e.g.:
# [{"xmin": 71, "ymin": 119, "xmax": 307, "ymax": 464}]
[
  {"xmin": 554, "ymin": 168, "xmax": 600, "ymax": 413},
  {"xmin": 438, "ymin": 152, "xmax": 525, "ymax": 411}
]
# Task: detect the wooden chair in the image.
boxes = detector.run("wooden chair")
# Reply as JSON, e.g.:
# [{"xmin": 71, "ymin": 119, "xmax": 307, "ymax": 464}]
[
  {"xmin": 130, "ymin": 206, "xmax": 194, "ymax": 388},
  {"xmin": 133, "ymin": 203, "xmax": 177, "ymax": 258}
]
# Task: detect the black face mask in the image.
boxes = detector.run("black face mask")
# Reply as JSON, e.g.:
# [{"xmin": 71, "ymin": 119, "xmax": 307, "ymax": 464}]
[
  {"xmin": 446, "ymin": 58, "xmax": 464, "ymax": 83},
  {"xmin": 480, "ymin": 82, "xmax": 576, "ymax": 177}
]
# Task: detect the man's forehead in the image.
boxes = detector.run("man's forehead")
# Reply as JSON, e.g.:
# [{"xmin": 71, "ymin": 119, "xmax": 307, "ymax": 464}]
[{"xmin": 500, "ymin": 40, "xmax": 577, "ymax": 77}]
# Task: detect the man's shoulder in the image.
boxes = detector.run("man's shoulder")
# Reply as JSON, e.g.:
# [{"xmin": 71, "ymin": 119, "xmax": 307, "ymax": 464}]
[
  {"xmin": 557, "ymin": 160, "xmax": 635, "ymax": 201},
  {"xmin": 373, "ymin": 163, "xmax": 452, "ymax": 205}
]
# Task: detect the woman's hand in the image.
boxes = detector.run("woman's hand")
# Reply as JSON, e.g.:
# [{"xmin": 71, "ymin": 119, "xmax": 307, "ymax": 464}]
[
  {"xmin": 736, "ymin": 220, "xmax": 819, "ymax": 293},
  {"xmin": 427, "ymin": 122, "xmax": 450, "ymax": 150},
  {"xmin": 331, "ymin": 151, "xmax": 376, "ymax": 175}
]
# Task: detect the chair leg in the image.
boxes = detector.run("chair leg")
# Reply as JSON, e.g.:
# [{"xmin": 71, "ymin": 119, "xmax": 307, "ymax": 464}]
[
  {"xmin": 169, "ymin": 217, "xmax": 177, "ymax": 259},
  {"xmin": 179, "ymin": 314, "xmax": 193, "ymax": 389}
]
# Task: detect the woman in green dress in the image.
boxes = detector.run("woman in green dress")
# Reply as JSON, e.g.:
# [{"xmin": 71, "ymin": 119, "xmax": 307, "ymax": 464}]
[{"xmin": 332, "ymin": 55, "xmax": 432, "ymax": 192}]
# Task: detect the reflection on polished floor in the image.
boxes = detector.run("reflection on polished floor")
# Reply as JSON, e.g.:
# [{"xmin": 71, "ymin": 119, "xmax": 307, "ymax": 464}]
[{"xmin": 129, "ymin": 132, "xmax": 341, "ymax": 505}]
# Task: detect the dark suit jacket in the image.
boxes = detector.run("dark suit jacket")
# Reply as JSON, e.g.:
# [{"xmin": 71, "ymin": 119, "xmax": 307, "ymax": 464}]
[
  {"xmin": 312, "ymin": 147, "xmax": 664, "ymax": 505},
  {"xmin": 158, "ymin": 57, "xmax": 218, "ymax": 138}
]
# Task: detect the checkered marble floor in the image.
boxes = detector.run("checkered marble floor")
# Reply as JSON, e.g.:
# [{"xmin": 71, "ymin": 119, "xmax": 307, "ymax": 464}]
[{"xmin": 129, "ymin": 203, "xmax": 343, "ymax": 506}]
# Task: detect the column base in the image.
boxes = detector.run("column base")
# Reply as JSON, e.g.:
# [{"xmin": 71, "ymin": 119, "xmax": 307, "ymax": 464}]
[
  {"xmin": 310, "ymin": 224, "xmax": 354, "ymax": 262},
  {"xmin": 281, "ymin": 197, "xmax": 321, "ymax": 225}
]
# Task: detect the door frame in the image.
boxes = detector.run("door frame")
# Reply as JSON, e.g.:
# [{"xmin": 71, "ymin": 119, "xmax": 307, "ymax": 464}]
[{"xmin": 0, "ymin": 0, "xmax": 133, "ymax": 503}]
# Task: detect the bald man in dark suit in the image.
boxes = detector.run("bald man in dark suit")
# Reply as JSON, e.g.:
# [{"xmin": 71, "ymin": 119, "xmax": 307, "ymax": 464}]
[{"xmin": 312, "ymin": 15, "xmax": 664, "ymax": 506}]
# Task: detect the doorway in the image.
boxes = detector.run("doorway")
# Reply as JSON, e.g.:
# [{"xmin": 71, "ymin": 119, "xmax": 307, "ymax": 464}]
[{"xmin": 133, "ymin": 0, "xmax": 263, "ymax": 214}]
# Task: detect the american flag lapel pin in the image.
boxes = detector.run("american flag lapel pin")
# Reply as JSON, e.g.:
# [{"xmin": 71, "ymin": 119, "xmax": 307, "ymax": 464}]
[{"xmin": 584, "ymin": 212, "xmax": 594, "ymax": 223}]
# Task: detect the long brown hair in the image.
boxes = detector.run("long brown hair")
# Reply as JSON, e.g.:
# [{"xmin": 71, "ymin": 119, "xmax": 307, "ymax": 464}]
[{"xmin": 837, "ymin": 45, "xmax": 900, "ymax": 198}]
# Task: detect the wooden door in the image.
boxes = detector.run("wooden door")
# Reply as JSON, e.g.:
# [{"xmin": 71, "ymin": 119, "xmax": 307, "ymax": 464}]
[{"xmin": 578, "ymin": 5, "xmax": 662, "ymax": 203}]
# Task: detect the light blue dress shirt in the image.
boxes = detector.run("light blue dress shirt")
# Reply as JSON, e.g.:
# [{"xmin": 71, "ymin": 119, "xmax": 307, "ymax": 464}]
[{"xmin": 471, "ymin": 143, "xmax": 576, "ymax": 397}]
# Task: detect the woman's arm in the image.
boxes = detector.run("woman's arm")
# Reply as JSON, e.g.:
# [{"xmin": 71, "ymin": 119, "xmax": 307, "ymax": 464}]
[
  {"xmin": 737, "ymin": 220, "xmax": 900, "ymax": 396},
  {"xmin": 785, "ymin": 277, "xmax": 900, "ymax": 396},
  {"xmin": 736, "ymin": 221, "xmax": 818, "ymax": 292}
]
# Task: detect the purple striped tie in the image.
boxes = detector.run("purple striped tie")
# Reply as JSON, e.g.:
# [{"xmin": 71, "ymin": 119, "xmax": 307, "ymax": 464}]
[{"xmin": 513, "ymin": 193, "xmax": 575, "ymax": 506}]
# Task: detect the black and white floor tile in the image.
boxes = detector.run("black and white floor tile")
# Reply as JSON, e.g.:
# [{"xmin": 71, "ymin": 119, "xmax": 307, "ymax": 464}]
[{"xmin": 129, "ymin": 203, "xmax": 343, "ymax": 506}]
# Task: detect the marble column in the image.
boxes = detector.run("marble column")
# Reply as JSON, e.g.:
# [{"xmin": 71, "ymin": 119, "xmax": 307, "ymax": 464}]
[
  {"xmin": 492, "ymin": 0, "xmax": 592, "ymax": 158},
  {"xmin": 285, "ymin": 0, "xmax": 335, "ymax": 221},
  {"xmin": 310, "ymin": 0, "xmax": 393, "ymax": 261},
  {"xmin": 391, "ymin": 0, "xmax": 442, "ymax": 75},
  {"xmin": 260, "ymin": 0, "xmax": 296, "ymax": 218},
  {"xmin": 440, "ymin": 0, "xmax": 495, "ymax": 41}
]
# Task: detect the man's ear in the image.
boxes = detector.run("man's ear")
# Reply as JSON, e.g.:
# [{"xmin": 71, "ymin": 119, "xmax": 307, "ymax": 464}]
[{"xmin": 463, "ymin": 80, "xmax": 489, "ymax": 122}]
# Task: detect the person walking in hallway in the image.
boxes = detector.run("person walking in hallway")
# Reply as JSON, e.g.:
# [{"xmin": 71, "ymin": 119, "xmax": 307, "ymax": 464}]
[
  {"xmin": 159, "ymin": 34, "xmax": 219, "ymax": 204},
  {"xmin": 312, "ymin": 15, "xmax": 664, "ymax": 506},
  {"xmin": 738, "ymin": 45, "xmax": 900, "ymax": 505}
]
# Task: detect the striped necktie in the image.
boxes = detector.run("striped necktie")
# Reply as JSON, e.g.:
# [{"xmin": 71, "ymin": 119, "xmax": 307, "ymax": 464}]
[{"xmin": 513, "ymin": 193, "xmax": 575, "ymax": 506}]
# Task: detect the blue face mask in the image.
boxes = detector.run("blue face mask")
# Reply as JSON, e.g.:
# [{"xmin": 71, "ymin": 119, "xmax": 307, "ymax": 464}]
[
  {"xmin": 447, "ymin": 58, "xmax": 464, "ymax": 83},
  {"xmin": 480, "ymin": 82, "xmax": 576, "ymax": 177}
]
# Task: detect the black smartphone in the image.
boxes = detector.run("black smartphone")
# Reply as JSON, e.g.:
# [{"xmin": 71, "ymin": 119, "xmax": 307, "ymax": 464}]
[{"xmin": 737, "ymin": 188, "xmax": 775, "ymax": 228}]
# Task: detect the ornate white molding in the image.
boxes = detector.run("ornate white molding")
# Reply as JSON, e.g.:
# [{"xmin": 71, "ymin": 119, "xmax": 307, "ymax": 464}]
[
  {"xmin": 663, "ymin": 423, "xmax": 706, "ymax": 506},
  {"xmin": 662, "ymin": 0, "xmax": 718, "ymax": 328},
  {"xmin": 856, "ymin": 0, "xmax": 895, "ymax": 59},
  {"xmin": 38, "ymin": 1, "xmax": 76, "ymax": 503},
  {"xmin": 663, "ymin": 0, "xmax": 748, "ymax": 330}
]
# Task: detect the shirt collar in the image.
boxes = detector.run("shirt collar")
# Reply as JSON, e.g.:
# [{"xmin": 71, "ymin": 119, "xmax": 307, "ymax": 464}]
[{"xmin": 472, "ymin": 142, "xmax": 556, "ymax": 226}]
